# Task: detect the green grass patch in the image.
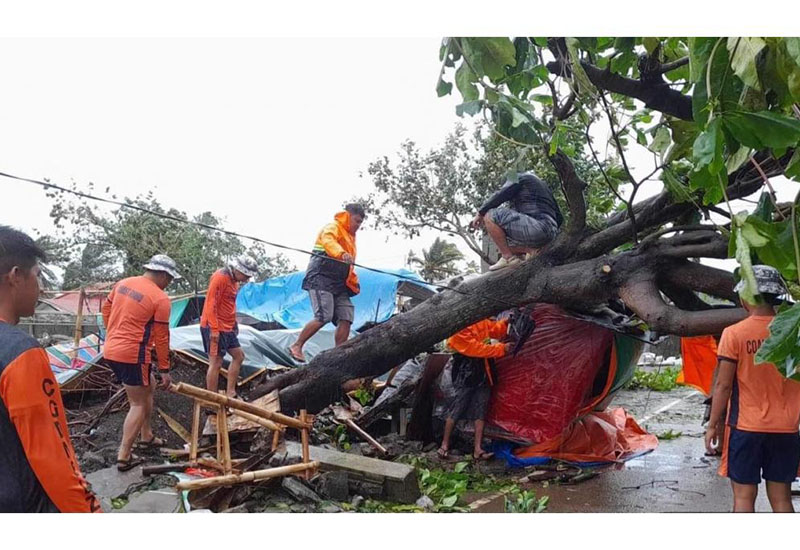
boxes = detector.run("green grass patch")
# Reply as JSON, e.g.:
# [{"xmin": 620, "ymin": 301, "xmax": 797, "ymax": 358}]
[{"xmin": 626, "ymin": 367, "xmax": 681, "ymax": 391}]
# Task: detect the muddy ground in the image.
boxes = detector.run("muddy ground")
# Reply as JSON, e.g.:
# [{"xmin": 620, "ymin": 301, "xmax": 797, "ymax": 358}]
[{"xmin": 68, "ymin": 370, "xmax": 800, "ymax": 513}]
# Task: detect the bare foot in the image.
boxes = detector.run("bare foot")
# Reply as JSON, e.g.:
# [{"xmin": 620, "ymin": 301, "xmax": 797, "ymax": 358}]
[{"xmin": 288, "ymin": 344, "xmax": 306, "ymax": 363}]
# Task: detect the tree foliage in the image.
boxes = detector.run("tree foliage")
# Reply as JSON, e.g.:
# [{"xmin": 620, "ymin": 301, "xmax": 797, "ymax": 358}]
[
  {"xmin": 365, "ymin": 121, "xmax": 618, "ymax": 262},
  {"xmin": 434, "ymin": 36, "xmax": 800, "ymax": 377},
  {"xmin": 44, "ymin": 185, "xmax": 294, "ymax": 292},
  {"xmin": 407, "ymin": 237, "xmax": 467, "ymax": 282}
]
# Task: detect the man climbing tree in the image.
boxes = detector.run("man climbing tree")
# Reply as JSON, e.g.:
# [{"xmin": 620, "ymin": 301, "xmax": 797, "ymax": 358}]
[{"xmin": 255, "ymin": 37, "xmax": 800, "ymax": 414}]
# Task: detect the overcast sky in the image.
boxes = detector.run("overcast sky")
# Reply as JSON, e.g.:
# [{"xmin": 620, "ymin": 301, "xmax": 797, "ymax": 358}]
[
  {"xmin": 1, "ymin": 36, "xmax": 796, "ymax": 278},
  {"xmin": 0, "ymin": 37, "xmax": 467, "ymax": 272}
]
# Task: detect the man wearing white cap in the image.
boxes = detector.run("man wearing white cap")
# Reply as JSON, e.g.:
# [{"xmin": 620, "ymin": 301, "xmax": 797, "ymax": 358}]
[
  {"xmin": 200, "ymin": 255, "xmax": 258, "ymax": 400},
  {"xmin": 101, "ymin": 254, "xmax": 181, "ymax": 471}
]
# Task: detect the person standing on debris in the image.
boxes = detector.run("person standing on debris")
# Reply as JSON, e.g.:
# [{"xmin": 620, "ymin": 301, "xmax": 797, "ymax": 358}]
[
  {"xmin": 102, "ymin": 254, "xmax": 180, "ymax": 472},
  {"xmin": 0, "ymin": 226, "xmax": 101, "ymax": 512},
  {"xmin": 288, "ymin": 204, "xmax": 365, "ymax": 363},
  {"xmin": 200, "ymin": 255, "xmax": 258, "ymax": 398},
  {"xmin": 705, "ymin": 265, "xmax": 800, "ymax": 512},
  {"xmin": 438, "ymin": 317, "xmax": 512, "ymax": 461},
  {"xmin": 470, "ymin": 172, "xmax": 562, "ymax": 271}
]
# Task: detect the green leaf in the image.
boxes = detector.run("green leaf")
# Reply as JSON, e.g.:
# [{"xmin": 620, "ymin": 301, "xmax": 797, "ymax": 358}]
[
  {"xmin": 436, "ymin": 77, "xmax": 452, "ymax": 97},
  {"xmin": 734, "ymin": 215, "xmax": 759, "ymax": 305},
  {"xmin": 755, "ymin": 303, "xmax": 800, "ymax": 374},
  {"xmin": 441, "ymin": 494, "xmax": 459, "ymax": 507},
  {"xmin": 482, "ymin": 37, "xmax": 517, "ymax": 68},
  {"xmin": 566, "ymin": 37, "xmax": 597, "ymax": 98},
  {"xmin": 531, "ymin": 94, "xmax": 553, "ymax": 105},
  {"xmin": 727, "ymin": 37, "xmax": 767, "ymax": 90},
  {"xmin": 740, "ymin": 217, "xmax": 771, "ymax": 248},
  {"xmin": 455, "ymin": 100, "xmax": 484, "ymax": 117},
  {"xmin": 753, "ymin": 192, "xmax": 774, "ymax": 222},
  {"xmin": 722, "ymin": 110, "xmax": 800, "ymax": 150},
  {"xmin": 786, "ymin": 38, "xmax": 800, "ymax": 65},
  {"xmin": 484, "ymin": 88, "xmax": 499, "ymax": 104},
  {"xmin": 689, "ymin": 37, "xmax": 718, "ymax": 83},
  {"xmin": 662, "ymin": 168, "xmax": 692, "ymax": 203},
  {"xmin": 726, "ymin": 146, "xmax": 751, "ymax": 174},
  {"xmin": 649, "ymin": 126, "xmax": 672, "ymax": 157},
  {"xmin": 784, "ymin": 149, "xmax": 800, "ymax": 180},
  {"xmin": 453, "ymin": 461, "xmax": 469, "ymax": 473},
  {"xmin": 693, "ymin": 117, "xmax": 723, "ymax": 171},
  {"xmin": 643, "ymin": 37, "xmax": 660, "ymax": 54},
  {"xmin": 455, "ymin": 62, "xmax": 479, "ymax": 102},
  {"xmin": 666, "ymin": 119, "xmax": 700, "ymax": 163}
]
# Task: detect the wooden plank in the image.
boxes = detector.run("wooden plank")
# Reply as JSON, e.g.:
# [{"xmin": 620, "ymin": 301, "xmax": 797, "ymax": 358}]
[
  {"xmin": 284, "ymin": 441, "xmax": 420, "ymax": 503},
  {"xmin": 300, "ymin": 409, "xmax": 310, "ymax": 480},
  {"xmin": 157, "ymin": 407, "xmax": 192, "ymax": 444},
  {"xmin": 175, "ymin": 461, "xmax": 319, "ymax": 491},
  {"xmin": 189, "ymin": 401, "xmax": 201, "ymax": 462}
]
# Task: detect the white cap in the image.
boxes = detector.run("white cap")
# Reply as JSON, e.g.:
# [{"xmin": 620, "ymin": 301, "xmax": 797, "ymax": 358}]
[
  {"xmin": 143, "ymin": 254, "xmax": 182, "ymax": 279},
  {"xmin": 230, "ymin": 254, "xmax": 258, "ymax": 278}
]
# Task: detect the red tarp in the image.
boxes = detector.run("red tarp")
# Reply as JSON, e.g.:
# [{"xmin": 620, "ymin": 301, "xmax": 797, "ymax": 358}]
[{"xmin": 487, "ymin": 305, "xmax": 614, "ymax": 443}]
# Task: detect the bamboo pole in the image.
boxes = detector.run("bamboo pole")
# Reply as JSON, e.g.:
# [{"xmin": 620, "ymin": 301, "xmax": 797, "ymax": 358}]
[
  {"xmin": 271, "ymin": 429, "xmax": 281, "ymax": 452},
  {"xmin": 175, "ymin": 461, "xmax": 319, "ymax": 491},
  {"xmin": 300, "ymin": 409, "xmax": 310, "ymax": 480},
  {"xmin": 189, "ymin": 401, "xmax": 201, "ymax": 462},
  {"xmin": 217, "ymin": 404, "xmax": 232, "ymax": 474},
  {"xmin": 170, "ymin": 382, "xmax": 310, "ymax": 430},
  {"xmin": 70, "ymin": 288, "xmax": 86, "ymax": 360}
]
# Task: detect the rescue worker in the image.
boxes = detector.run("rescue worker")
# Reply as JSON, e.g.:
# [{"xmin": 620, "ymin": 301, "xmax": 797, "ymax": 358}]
[
  {"xmin": 102, "ymin": 254, "xmax": 179, "ymax": 471},
  {"xmin": 289, "ymin": 203, "xmax": 365, "ymax": 363},
  {"xmin": 438, "ymin": 317, "xmax": 512, "ymax": 461},
  {"xmin": 200, "ymin": 254, "xmax": 258, "ymax": 398},
  {"xmin": 470, "ymin": 172, "xmax": 563, "ymax": 271},
  {"xmin": 705, "ymin": 265, "xmax": 800, "ymax": 512},
  {"xmin": 0, "ymin": 225, "xmax": 100, "ymax": 512}
]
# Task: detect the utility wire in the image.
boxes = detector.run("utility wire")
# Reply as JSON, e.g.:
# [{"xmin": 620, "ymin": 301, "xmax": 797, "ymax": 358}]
[{"xmin": 0, "ymin": 170, "xmax": 523, "ymax": 310}]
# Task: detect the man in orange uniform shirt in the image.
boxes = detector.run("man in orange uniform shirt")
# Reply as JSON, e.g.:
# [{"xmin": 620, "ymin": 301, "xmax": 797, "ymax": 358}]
[
  {"xmin": 0, "ymin": 225, "xmax": 100, "ymax": 512},
  {"xmin": 438, "ymin": 317, "xmax": 512, "ymax": 461},
  {"xmin": 706, "ymin": 265, "xmax": 800, "ymax": 512},
  {"xmin": 102, "ymin": 254, "xmax": 180, "ymax": 471},
  {"xmin": 200, "ymin": 255, "xmax": 258, "ymax": 398}
]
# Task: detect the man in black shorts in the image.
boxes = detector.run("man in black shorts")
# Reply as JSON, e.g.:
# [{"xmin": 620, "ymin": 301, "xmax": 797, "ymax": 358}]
[{"xmin": 470, "ymin": 172, "xmax": 563, "ymax": 271}]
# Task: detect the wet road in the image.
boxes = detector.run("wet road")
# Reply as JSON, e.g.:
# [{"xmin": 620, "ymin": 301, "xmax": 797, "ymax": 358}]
[{"xmin": 533, "ymin": 387, "xmax": 800, "ymax": 512}]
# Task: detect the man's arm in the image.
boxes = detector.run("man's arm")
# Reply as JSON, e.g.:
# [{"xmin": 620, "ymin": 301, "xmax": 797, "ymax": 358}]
[
  {"xmin": 318, "ymin": 224, "xmax": 347, "ymax": 259},
  {"xmin": 487, "ymin": 319, "xmax": 510, "ymax": 340},
  {"xmin": 205, "ymin": 273, "xmax": 221, "ymax": 331},
  {"xmin": 448, "ymin": 328, "xmax": 506, "ymax": 359},
  {"xmin": 0, "ymin": 348, "xmax": 101, "ymax": 512},
  {"xmin": 153, "ymin": 297, "xmax": 172, "ymax": 377},
  {"xmin": 477, "ymin": 180, "xmax": 522, "ymax": 216},
  {"xmin": 705, "ymin": 358, "xmax": 736, "ymax": 454}
]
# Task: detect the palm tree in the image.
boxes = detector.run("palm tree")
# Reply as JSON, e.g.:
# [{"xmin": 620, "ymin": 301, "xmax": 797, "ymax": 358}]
[{"xmin": 407, "ymin": 237, "xmax": 465, "ymax": 282}]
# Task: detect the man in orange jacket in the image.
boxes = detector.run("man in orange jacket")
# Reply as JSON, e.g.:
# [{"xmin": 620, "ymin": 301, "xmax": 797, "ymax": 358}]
[
  {"xmin": 438, "ymin": 317, "xmax": 512, "ymax": 461},
  {"xmin": 289, "ymin": 204, "xmax": 365, "ymax": 363},
  {"xmin": 102, "ymin": 254, "xmax": 180, "ymax": 471},
  {"xmin": 0, "ymin": 226, "xmax": 100, "ymax": 512}
]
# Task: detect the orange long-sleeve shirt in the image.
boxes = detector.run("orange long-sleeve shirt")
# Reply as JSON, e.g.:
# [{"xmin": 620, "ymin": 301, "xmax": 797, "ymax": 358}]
[
  {"xmin": 102, "ymin": 276, "xmax": 171, "ymax": 371},
  {"xmin": 0, "ymin": 320, "xmax": 101, "ymax": 512},
  {"xmin": 447, "ymin": 318, "xmax": 509, "ymax": 358}
]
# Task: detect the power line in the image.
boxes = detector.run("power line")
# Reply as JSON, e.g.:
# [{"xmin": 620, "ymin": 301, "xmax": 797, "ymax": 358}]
[{"xmin": 0, "ymin": 170, "xmax": 523, "ymax": 309}]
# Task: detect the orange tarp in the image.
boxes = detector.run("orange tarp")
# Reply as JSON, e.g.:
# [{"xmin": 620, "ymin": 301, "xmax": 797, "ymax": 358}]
[
  {"xmin": 513, "ymin": 407, "xmax": 658, "ymax": 464},
  {"xmin": 677, "ymin": 335, "xmax": 718, "ymax": 396}
]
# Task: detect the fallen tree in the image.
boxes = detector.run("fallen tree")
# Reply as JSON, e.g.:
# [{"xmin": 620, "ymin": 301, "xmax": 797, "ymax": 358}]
[{"xmin": 255, "ymin": 37, "xmax": 800, "ymax": 412}]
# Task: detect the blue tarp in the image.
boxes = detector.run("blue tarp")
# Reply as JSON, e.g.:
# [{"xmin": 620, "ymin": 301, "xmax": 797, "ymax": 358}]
[{"xmin": 236, "ymin": 267, "xmax": 431, "ymax": 330}]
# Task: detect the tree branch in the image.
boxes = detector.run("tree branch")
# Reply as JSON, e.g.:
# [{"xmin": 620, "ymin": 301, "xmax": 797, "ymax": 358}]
[
  {"xmin": 619, "ymin": 278, "xmax": 746, "ymax": 336},
  {"xmin": 546, "ymin": 57, "xmax": 693, "ymax": 121},
  {"xmin": 658, "ymin": 260, "xmax": 739, "ymax": 303},
  {"xmin": 548, "ymin": 150, "xmax": 587, "ymax": 239}
]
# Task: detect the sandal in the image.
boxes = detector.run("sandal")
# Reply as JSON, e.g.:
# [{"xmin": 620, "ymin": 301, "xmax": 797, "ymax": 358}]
[
  {"xmin": 116, "ymin": 454, "xmax": 143, "ymax": 472},
  {"xmin": 135, "ymin": 435, "xmax": 166, "ymax": 449},
  {"xmin": 473, "ymin": 450, "xmax": 494, "ymax": 461},
  {"xmin": 437, "ymin": 447, "xmax": 450, "ymax": 460}
]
